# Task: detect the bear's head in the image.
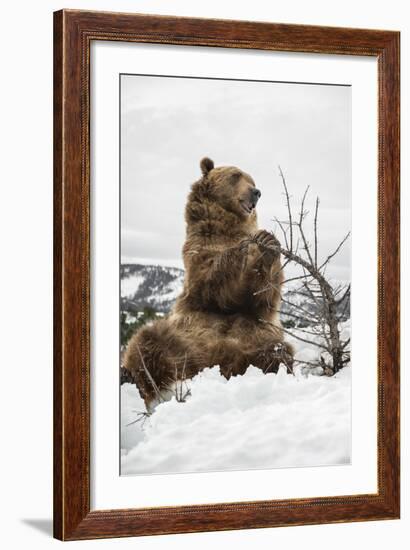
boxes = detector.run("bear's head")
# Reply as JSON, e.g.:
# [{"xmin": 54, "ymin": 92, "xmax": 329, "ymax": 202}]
[{"xmin": 198, "ymin": 157, "xmax": 261, "ymax": 221}]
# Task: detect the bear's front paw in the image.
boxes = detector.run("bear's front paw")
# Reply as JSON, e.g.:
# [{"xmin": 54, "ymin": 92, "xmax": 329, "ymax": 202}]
[{"xmin": 253, "ymin": 230, "xmax": 281, "ymax": 262}]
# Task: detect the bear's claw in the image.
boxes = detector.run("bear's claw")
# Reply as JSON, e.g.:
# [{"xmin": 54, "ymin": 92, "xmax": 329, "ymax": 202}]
[{"xmin": 253, "ymin": 230, "xmax": 281, "ymax": 261}]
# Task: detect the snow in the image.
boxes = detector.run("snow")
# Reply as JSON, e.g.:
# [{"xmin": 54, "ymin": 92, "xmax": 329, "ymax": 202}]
[
  {"xmin": 120, "ymin": 265, "xmax": 185, "ymax": 308},
  {"xmin": 154, "ymin": 276, "xmax": 184, "ymax": 303},
  {"xmin": 121, "ymin": 273, "xmax": 145, "ymax": 298},
  {"xmin": 121, "ymin": 362, "xmax": 351, "ymax": 475},
  {"xmin": 121, "ymin": 315, "xmax": 351, "ymax": 476}
]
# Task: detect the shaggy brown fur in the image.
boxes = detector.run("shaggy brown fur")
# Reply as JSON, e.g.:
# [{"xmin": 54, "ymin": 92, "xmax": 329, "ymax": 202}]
[{"xmin": 124, "ymin": 158, "xmax": 293, "ymax": 410}]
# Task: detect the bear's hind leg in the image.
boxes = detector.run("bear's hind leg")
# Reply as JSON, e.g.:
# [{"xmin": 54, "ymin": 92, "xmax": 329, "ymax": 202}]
[{"xmin": 124, "ymin": 319, "xmax": 197, "ymax": 412}]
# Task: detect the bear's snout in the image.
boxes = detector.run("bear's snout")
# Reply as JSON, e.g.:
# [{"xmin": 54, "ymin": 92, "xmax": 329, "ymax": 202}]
[{"xmin": 250, "ymin": 187, "xmax": 261, "ymax": 207}]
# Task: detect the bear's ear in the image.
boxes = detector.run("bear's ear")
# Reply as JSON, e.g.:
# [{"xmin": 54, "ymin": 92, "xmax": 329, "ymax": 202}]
[{"xmin": 200, "ymin": 157, "xmax": 214, "ymax": 176}]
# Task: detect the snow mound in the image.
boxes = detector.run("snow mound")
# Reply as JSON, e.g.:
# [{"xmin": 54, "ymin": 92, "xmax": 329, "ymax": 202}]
[{"xmin": 121, "ymin": 365, "xmax": 351, "ymax": 475}]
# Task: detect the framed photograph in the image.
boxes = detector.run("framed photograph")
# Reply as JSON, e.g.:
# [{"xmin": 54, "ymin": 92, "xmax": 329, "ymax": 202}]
[{"xmin": 54, "ymin": 9, "xmax": 400, "ymax": 540}]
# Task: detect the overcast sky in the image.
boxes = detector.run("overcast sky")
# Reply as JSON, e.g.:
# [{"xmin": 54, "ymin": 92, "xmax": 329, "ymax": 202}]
[{"xmin": 121, "ymin": 75, "xmax": 351, "ymax": 281}]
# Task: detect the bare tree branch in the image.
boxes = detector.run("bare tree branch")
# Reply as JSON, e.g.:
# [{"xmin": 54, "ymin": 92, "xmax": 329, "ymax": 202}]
[
  {"xmin": 282, "ymin": 274, "xmax": 314, "ymax": 286},
  {"xmin": 301, "ymin": 281, "xmax": 331, "ymax": 348},
  {"xmin": 276, "ymin": 309, "xmax": 319, "ymax": 326},
  {"xmin": 298, "ymin": 186, "xmax": 315, "ymax": 267},
  {"xmin": 273, "ymin": 170, "xmax": 351, "ymax": 374},
  {"xmin": 336, "ymin": 284, "xmax": 351, "ymax": 305},
  {"xmin": 319, "ymin": 231, "xmax": 351, "ymax": 270},
  {"xmin": 135, "ymin": 344, "xmax": 164, "ymax": 404},
  {"xmin": 314, "ymin": 197, "xmax": 319, "ymax": 268},
  {"xmin": 279, "ymin": 165, "xmax": 293, "ymax": 252},
  {"xmin": 273, "ymin": 218, "xmax": 290, "ymax": 250},
  {"xmin": 281, "ymin": 296, "xmax": 319, "ymax": 322},
  {"xmin": 282, "ymin": 327, "xmax": 328, "ymax": 350},
  {"xmin": 259, "ymin": 318, "xmax": 328, "ymax": 350}
]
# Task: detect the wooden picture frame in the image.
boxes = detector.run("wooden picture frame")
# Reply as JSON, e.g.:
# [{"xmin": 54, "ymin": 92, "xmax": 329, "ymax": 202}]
[{"xmin": 53, "ymin": 9, "xmax": 400, "ymax": 541}]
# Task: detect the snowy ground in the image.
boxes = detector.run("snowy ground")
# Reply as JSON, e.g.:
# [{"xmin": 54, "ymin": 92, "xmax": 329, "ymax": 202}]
[{"xmin": 121, "ymin": 322, "xmax": 351, "ymax": 475}]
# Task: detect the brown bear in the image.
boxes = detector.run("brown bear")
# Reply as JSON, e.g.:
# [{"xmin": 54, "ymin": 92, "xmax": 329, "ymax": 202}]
[{"xmin": 124, "ymin": 157, "xmax": 293, "ymax": 411}]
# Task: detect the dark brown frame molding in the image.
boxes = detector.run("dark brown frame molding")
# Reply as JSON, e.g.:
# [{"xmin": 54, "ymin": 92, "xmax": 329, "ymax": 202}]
[{"xmin": 54, "ymin": 9, "xmax": 400, "ymax": 541}]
